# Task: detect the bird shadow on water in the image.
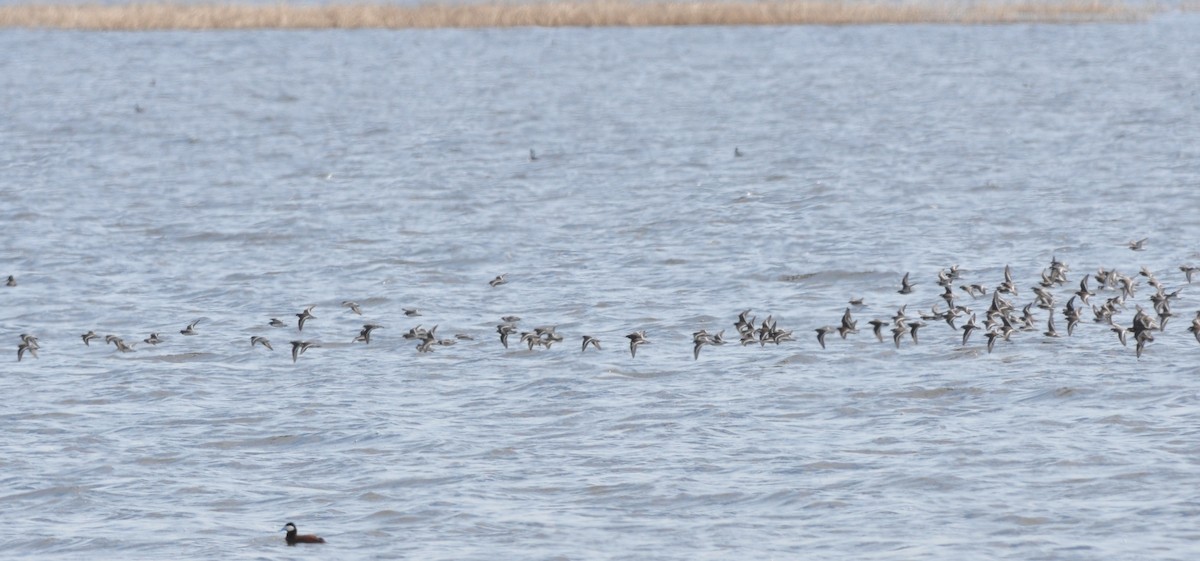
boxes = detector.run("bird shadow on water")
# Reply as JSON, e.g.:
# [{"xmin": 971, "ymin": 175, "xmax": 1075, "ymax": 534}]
[{"xmin": 597, "ymin": 367, "xmax": 681, "ymax": 380}]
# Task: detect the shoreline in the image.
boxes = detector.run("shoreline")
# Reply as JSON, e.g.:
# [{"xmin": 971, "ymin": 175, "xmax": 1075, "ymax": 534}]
[{"xmin": 0, "ymin": 1, "xmax": 1152, "ymax": 30}]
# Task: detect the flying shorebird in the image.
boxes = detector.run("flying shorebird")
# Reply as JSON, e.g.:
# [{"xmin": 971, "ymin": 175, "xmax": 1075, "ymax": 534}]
[
  {"xmin": 416, "ymin": 328, "xmax": 437, "ymax": 353},
  {"xmin": 290, "ymin": 340, "xmax": 319, "ymax": 363},
  {"xmin": 891, "ymin": 324, "xmax": 907, "ymax": 348},
  {"xmin": 496, "ymin": 323, "xmax": 517, "ymax": 349},
  {"xmin": 296, "ymin": 306, "xmax": 316, "ymax": 331},
  {"xmin": 1135, "ymin": 331, "xmax": 1153, "ymax": 358},
  {"xmin": 838, "ymin": 308, "xmax": 858, "ymax": 338},
  {"xmin": 1187, "ymin": 313, "xmax": 1200, "ymax": 345},
  {"xmin": 692, "ymin": 330, "xmax": 717, "ymax": 360},
  {"xmin": 1073, "ymin": 273, "xmax": 1093, "ymax": 300},
  {"xmin": 17, "ymin": 341, "xmax": 37, "ymax": 361},
  {"xmin": 1180, "ymin": 265, "xmax": 1198, "ymax": 284},
  {"xmin": 985, "ymin": 329, "xmax": 1000, "ymax": 353},
  {"xmin": 626, "ymin": 330, "xmax": 648, "ymax": 358},
  {"xmin": 581, "ymin": 335, "xmax": 601, "ymax": 352},
  {"xmin": 111, "ymin": 337, "xmax": 135, "ymax": 353},
  {"xmin": 961, "ymin": 314, "xmax": 979, "ymax": 346},
  {"xmin": 815, "ymin": 326, "xmax": 834, "ymax": 349},
  {"xmin": 16, "ymin": 334, "xmax": 39, "ymax": 360},
  {"xmin": 868, "ymin": 319, "xmax": 887, "ymax": 342},
  {"xmin": 251, "ymin": 336, "xmax": 273, "ymax": 350},
  {"xmin": 907, "ymin": 321, "xmax": 926, "ymax": 344},
  {"xmin": 1044, "ymin": 313, "xmax": 1060, "ymax": 338},
  {"xmin": 1111, "ymin": 323, "xmax": 1130, "ymax": 347},
  {"xmin": 180, "ymin": 319, "xmax": 201, "ymax": 335},
  {"xmin": 355, "ymin": 324, "xmax": 382, "ymax": 344}
]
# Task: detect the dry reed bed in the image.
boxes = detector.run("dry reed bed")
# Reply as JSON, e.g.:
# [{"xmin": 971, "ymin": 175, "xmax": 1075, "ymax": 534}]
[{"xmin": 0, "ymin": 1, "xmax": 1149, "ymax": 29}]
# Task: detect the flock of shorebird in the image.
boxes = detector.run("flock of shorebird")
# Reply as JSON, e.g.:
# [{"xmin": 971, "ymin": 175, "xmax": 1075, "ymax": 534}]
[
  {"xmin": 7, "ymin": 243, "xmax": 1200, "ymax": 362},
  {"xmin": 814, "ymin": 257, "xmax": 1200, "ymax": 359}
]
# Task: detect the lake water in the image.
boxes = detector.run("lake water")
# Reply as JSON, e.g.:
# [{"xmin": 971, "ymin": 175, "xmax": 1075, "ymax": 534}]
[{"xmin": 3, "ymin": 15, "xmax": 1200, "ymax": 560}]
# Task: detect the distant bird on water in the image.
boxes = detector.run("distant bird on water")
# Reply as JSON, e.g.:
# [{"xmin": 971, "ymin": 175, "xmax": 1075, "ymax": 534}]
[{"xmin": 281, "ymin": 522, "xmax": 325, "ymax": 546}]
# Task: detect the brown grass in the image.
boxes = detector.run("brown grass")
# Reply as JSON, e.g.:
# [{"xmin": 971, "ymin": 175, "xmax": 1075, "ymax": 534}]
[{"xmin": 0, "ymin": 1, "xmax": 1150, "ymax": 30}]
